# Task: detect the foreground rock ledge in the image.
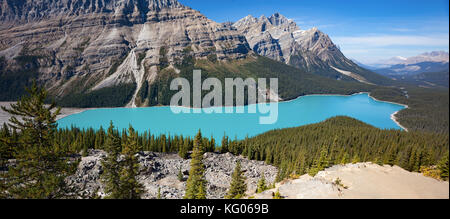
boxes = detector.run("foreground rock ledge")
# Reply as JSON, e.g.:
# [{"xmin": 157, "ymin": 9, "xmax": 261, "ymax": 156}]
[
  {"xmin": 252, "ymin": 163, "xmax": 449, "ymax": 199},
  {"xmin": 67, "ymin": 150, "xmax": 277, "ymax": 199}
]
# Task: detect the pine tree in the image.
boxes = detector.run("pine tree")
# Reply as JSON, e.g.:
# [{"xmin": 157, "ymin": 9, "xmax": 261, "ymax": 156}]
[
  {"xmin": 340, "ymin": 152, "xmax": 350, "ymax": 164},
  {"xmin": 184, "ymin": 130, "xmax": 207, "ymax": 199},
  {"xmin": 196, "ymin": 180, "xmax": 207, "ymax": 199},
  {"xmin": 309, "ymin": 146, "xmax": 329, "ymax": 176},
  {"xmin": 178, "ymin": 139, "xmax": 189, "ymax": 159},
  {"xmin": 256, "ymin": 175, "xmax": 267, "ymax": 193},
  {"xmin": 82, "ymin": 143, "xmax": 89, "ymax": 157},
  {"xmin": 273, "ymin": 189, "xmax": 283, "ymax": 199},
  {"xmin": 437, "ymin": 152, "xmax": 449, "ymax": 180},
  {"xmin": 352, "ymin": 154, "xmax": 360, "ymax": 164},
  {"xmin": 118, "ymin": 125, "xmax": 144, "ymax": 199},
  {"xmin": 385, "ymin": 146, "xmax": 397, "ymax": 166},
  {"xmin": 101, "ymin": 122, "xmax": 123, "ymax": 199},
  {"xmin": 375, "ymin": 157, "xmax": 384, "ymax": 166},
  {"xmin": 157, "ymin": 187, "xmax": 161, "ymax": 199},
  {"xmin": 225, "ymin": 161, "xmax": 247, "ymax": 199},
  {"xmin": 94, "ymin": 126, "xmax": 105, "ymax": 150},
  {"xmin": 318, "ymin": 146, "xmax": 330, "ymax": 169},
  {"xmin": 209, "ymin": 136, "xmax": 216, "ymax": 152},
  {"xmin": 178, "ymin": 166, "xmax": 184, "ymax": 181},
  {"xmin": 0, "ymin": 83, "xmax": 79, "ymax": 198},
  {"xmin": 0, "ymin": 123, "xmax": 12, "ymax": 165},
  {"xmin": 221, "ymin": 135, "xmax": 228, "ymax": 153}
]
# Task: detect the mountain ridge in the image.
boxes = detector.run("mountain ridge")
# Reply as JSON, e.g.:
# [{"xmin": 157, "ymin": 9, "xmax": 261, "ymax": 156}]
[
  {"xmin": 360, "ymin": 51, "xmax": 450, "ymax": 79},
  {"xmin": 232, "ymin": 13, "xmax": 391, "ymax": 85}
]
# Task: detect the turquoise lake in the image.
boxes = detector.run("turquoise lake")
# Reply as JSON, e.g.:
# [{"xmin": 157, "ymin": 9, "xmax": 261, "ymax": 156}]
[{"xmin": 57, "ymin": 93, "xmax": 406, "ymax": 141}]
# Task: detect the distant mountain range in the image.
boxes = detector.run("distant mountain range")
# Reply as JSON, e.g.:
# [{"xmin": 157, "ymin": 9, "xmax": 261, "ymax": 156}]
[
  {"xmin": 0, "ymin": 0, "xmax": 390, "ymax": 107},
  {"xmin": 353, "ymin": 51, "xmax": 449, "ymax": 88},
  {"xmin": 383, "ymin": 51, "xmax": 449, "ymax": 66},
  {"xmin": 393, "ymin": 70, "xmax": 449, "ymax": 88},
  {"xmin": 356, "ymin": 51, "xmax": 449, "ymax": 75}
]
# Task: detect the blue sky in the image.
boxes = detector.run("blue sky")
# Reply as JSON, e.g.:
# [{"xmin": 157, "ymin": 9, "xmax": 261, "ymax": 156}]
[{"xmin": 179, "ymin": 0, "xmax": 449, "ymax": 64}]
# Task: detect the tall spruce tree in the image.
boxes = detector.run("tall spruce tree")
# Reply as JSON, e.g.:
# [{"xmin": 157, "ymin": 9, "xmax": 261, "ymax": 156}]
[
  {"xmin": 101, "ymin": 122, "xmax": 122, "ymax": 199},
  {"xmin": 178, "ymin": 165, "xmax": 184, "ymax": 181},
  {"xmin": 340, "ymin": 152, "xmax": 350, "ymax": 164},
  {"xmin": 352, "ymin": 154, "xmax": 360, "ymax": 164},
  {"xmin": 256, "ymin": 175, "xmax": 267, "ymax": 193},
  {"xmin": 0, "ymin": 83, "xmax": 79, "ymax": 198},
  {"xmin": 0, "ymin": 123, "xmax": 12, "ymax": 166},
  {"xmin": 118, "ymin": 126, "xmax": 144, "ymax": 199},
  {"xmin": 221, "ymin": 135, "xmax": 228, "ymax": 153},
  {"xmin": 184, "ymin": 130, "xmax": 207, "ymax": 199},
  {"xmin": 225, "ymin": 161, "xmax": 247, "ymax": 199},
  {"xmin": 438, "ymin": 152, "xmax": 449, "ymax": 180}
]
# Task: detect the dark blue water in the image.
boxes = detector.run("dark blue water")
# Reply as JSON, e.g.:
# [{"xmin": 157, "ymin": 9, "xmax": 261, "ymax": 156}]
[{"xmin": 57, "ymin": 93, "xmax": 406, "ymax": 140}]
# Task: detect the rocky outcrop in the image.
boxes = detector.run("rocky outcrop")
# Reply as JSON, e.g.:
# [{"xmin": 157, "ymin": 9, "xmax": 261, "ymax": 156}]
[
  {"xmin": 0, "ymin": 0, "xmax": 251, "ymax": 104},
  {"xmin": 67, "ymin": 150, "xmax": 277, "ymax": 199},
  {"xmin": 233, "ymin": 13, "xmax": 374, "ymax": 82},
  {"xmin": 252, "ymin": 163, "xmax": 449, "ymax": 199}
]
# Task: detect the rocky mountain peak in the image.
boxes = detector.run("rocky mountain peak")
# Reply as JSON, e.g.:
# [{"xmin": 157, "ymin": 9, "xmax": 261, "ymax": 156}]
[
  {"xmin": 234, "ymin": 13, "xmax": 377, "ymax": 83},
  {"xmin": 234, "ymin": 13, "xmax": 339, "ymax": 63},
  {"xmin": 268, "ymin": 12, "xmax": 292, "ymax": 26}
]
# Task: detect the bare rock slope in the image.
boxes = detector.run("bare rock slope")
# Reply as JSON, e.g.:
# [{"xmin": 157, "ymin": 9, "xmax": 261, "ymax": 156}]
[
  {"xmin": 252, "ymin": 163, "xmax": 449, "ymax": 199},
  {"xmin": 68, "ymin": 150, "xmax": 277, "ymax": 199}
]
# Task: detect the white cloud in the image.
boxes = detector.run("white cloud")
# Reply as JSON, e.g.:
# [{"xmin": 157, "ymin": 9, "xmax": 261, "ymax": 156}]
[
  {"xmin": 390, "ymin": 28, "xmax": 415, "ymax": 32},
  {"xmin": 332, "ymin": 34, "xmax": 449, "ymax": 64}
]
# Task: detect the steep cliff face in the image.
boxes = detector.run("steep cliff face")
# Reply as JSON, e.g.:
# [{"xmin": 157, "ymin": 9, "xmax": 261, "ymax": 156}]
[
  {"xmin": 0, "ymin": 0, "xmax": 183, "ymax": 26},
  {"xmin": 233, "ymin": 13, "xmax": 388, "ymax": 84},
  {"xmin": 0, "ymin": 0, "xmax": 251, "ymax": 106}
]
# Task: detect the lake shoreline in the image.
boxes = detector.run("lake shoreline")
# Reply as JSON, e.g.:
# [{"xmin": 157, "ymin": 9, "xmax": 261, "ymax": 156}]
[
  {"xmin": 366, "ymin": 93, "xmax": 409, "ymax": 132},
  {"xmin": 1, "ymin": 91, "xmax": 409, "ymax": 131}
]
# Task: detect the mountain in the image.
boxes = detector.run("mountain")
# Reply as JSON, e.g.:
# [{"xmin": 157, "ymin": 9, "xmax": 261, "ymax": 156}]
[
  {"xmin": 375, "ymin": 61, "xmax": 449, "ymax": 76},
  {"xmin": 0, "ymin": 0, "xmax": 250, "ymax": 106},
  {"xmin": 233, "ymin": 13, "xmax": 390, "ymax": 85},
  {"xmin": 350, "ymin": 59, "xmax": 379, "ymax": 70},
  {"xmin": 363, "ymin": 51, "xmax": 450, "ymax": 76},
  {"xmin": 0, "ymin": 1, "xmax": 380, "ymax": 108},
  {"xmin": 391, "ymin": 70, "xmax": 449, "ymax": 88},
  {"xmin": 388, "ymin": 51, "xmax": 449, "ymax": 66}
]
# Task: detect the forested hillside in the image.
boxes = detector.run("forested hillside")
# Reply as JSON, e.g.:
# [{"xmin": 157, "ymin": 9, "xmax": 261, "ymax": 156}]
[
  {"xmin": 392, "ymin": 70, "xmax": 449, "ymax": 88},
  {"xmin": 371, "ymin": 86, "xmax": 449, "ymax": 134},
  {"xmin": 66, "ymin": 53, "xmax": 374, "ymax": 107}
]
